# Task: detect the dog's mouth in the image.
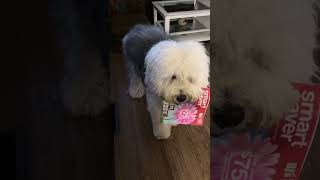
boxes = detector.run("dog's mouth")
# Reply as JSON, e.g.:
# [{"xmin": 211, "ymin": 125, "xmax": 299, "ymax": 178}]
[
  {"xmin": 212, "ymin": 103, "xmax": 245, "ymax": 129},
  {"xmin": 214, "ymin": 106, "xmax": 273, "ymax": 129},
  {"xmin": 162, "ymin": 95, "xmax": 196, "ymax": 104}
]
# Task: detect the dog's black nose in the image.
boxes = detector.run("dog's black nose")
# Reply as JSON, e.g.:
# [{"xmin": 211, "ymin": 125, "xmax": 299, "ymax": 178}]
[
  {"xmin": 213, "ymin": 103, "xmax": 245, "ymax": 128},
  {"xmin": 176, "ymin": 94, "xmax": 187, "ymax": 103}
]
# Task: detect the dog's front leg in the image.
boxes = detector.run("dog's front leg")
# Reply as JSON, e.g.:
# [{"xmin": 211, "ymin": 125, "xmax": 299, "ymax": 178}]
[{"xmin": 146, "ymin": 90, "xmax": 172, "ymax": 139}]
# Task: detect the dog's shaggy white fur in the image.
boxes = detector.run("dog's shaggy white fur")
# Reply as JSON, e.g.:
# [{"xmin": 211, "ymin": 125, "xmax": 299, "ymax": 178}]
[
  {"xmin": 122, "ymin": 25, "xmax": 209, "ymax": 139},
  {"xmin": 145, "ymin": 41, "xmax": 210, "ymax": 139},
  {"xmin": 212, "ymin": 0, "xmax": 318, "ymax": 130}
]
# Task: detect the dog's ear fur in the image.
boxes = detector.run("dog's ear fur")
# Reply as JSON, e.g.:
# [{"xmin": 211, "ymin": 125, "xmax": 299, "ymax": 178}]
[
  {"xmin": 144, "ymin": 40, "xmax": 176, "ymax": 95},
  {"xmin": 213, "ymin": 35, "xmax": 237, "ymax": 75},
  {"xmin": 245, "ymin": 48, "xmax": 271, "ymax": 71}
]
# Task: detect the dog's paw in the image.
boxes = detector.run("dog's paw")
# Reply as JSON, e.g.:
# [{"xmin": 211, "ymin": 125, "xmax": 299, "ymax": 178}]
[
  {"xmin": 155, "ymin": 132, "xmax": 171, "ymax": 140},
  {"xmin": 129, "ymin": 81, "xmax": 145, "ymax": 98},
  {"xmin": 153, "ymin": 125, "xmax": 171, "ymax": 140}
]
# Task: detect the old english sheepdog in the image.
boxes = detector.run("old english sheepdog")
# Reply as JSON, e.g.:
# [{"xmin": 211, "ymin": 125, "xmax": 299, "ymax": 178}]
[
  {"xmin": 211, "ymin": 0, "xmax": 318, "ymax": 133},
  {"xmin": 122, "ymin": 25, "xmax": 210, "ymax": 139}
]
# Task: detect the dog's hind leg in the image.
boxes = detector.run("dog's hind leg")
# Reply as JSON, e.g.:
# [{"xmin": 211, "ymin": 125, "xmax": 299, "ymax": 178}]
[{"xmin": 124, "ymin": 57, "xmax": 145, "ymax": 98}]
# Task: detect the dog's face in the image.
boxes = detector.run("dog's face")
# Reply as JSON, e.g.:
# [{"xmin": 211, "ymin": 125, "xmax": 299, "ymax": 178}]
[
  {"xmin": 211, "ymin": 0, "xmax": 316, "ymax": 130},
  {"xmin": 212, "ymin": 44, "xmax": 302, "ymax": 129},
  {"xmin": 145, "ymin": 40, "xmax": 210, "ymax": 104}
]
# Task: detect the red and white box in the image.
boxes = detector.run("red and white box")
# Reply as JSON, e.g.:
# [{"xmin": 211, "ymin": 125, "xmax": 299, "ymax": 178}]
[
  {"xmin": 212, "ymin": 83, "xmax": 320, "ymax": 180},
  {"xmin": 160, "ymin": 87, "xmax": 210, "ymax": 126}
]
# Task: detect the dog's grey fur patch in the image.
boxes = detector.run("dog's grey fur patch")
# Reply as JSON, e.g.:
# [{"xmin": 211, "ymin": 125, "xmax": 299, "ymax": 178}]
[{"xmin": 122, "ymin": 24, "xmax": 168, "ymax": 80}]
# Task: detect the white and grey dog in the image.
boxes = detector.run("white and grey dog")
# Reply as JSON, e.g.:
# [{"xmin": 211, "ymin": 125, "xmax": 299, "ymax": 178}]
[
  {"xmin": 122, "ymin": 25, "xmax": 210, "ymax": 139},
  {"xmin": 211, "ymin": 0, "xmax": 318, "ymax": 132}
]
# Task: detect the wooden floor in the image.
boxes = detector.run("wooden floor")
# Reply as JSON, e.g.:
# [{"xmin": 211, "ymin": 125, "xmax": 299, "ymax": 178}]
[{"xmin": 110, "ymin": 41, "xmax": 210, "ymax": 180}]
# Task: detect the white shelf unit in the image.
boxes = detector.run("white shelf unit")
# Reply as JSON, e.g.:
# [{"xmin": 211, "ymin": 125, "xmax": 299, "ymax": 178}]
[{"xmin": 152, "ymin": 0, "xmax": 210, "ymax": 42}]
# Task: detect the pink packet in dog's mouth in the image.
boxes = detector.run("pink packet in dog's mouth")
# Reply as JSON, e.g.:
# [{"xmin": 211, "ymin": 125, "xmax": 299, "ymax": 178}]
[{"xmin": 160, "ymin": 87, "xmax": 210, "ymax": 126}]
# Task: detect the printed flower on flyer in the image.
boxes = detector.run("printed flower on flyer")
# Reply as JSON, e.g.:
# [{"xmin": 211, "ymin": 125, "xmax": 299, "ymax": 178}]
[
  {"xmin": 174, "ymin": 103, "xmax": 198, "ymax": 124},
  {"xmin": 211, "ymin": 133, "xmax": 280, "ymax": 180}
]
